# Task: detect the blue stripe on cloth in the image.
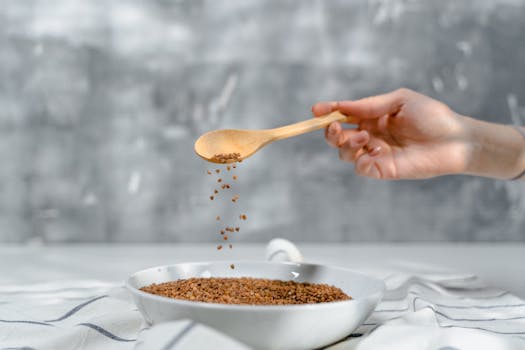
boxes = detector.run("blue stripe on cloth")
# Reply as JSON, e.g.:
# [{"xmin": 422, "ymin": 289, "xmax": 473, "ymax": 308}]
[
  {"xmin": 413, "ymin": 298, "xmax": 525, "ymax": 321},
  {"xmin": 361, "ymin": 319, "xmax": 525, "ymax": 336},
  {"xmin": 440, "ymin": 324, "xmax": 525, "ymax": 336},
  {"xmin": 411, "ymin": 295, "xmax": 524, "ymax": 312},
  {"xmin": 382, "ymin": 289, "xmax": 510, "ymax": 302},
  {"xmin": 433, "ymin": 302, "xmax": 525, "ymax": 309},
  {"xmin": 433, "ymin": 308, "xmax": 525, "ymax": 322},
  {"xmin": 162, "ymin": 322, "xmax": 196, "ymax": 350},
  {"xmin": 374, "ymin": 307, "xmax": 410, "ymax": 313},
  {"xmin": 0, "ymin": 319, "xmax": 53, "ymax": 326},
  {"xmin": 76, "ymin": 323, "xmax": 136, "ymax": 342},
  {"xmin": 45, "ymin": 295, "xmax": 108, "ymax": 322},
  {"xmin": 362, "ymin": 310, "xmax": 525, "ymax": 337},
  {"xmin": 376, "ymin": 302, "xmax": 525, "ymax": 313}
]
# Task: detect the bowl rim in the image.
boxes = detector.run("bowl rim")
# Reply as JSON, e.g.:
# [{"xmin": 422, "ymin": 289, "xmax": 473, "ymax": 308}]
[{"xmin": 125, "ymin": 260, "xmax": 386, "ymax": 311}]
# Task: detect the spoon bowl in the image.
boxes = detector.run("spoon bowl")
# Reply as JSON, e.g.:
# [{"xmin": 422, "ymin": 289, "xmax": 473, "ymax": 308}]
[
  {"xmin": 194, "ymin": 111, "xmax": 352, "ymax": 163},
  {"xmin": 194, "ymin": 129, "xmax": 271, "ymax": 163}
]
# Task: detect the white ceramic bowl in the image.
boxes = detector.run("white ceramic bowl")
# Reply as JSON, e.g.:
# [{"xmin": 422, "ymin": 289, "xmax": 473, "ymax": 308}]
[{"xmin": 126, "ymin": 261, "xmax": 385, "ymax": 350}]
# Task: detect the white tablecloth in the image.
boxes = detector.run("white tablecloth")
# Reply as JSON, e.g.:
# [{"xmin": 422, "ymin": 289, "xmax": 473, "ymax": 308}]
[{"xmin": 2, "ymin": 271, "xmax": 525, "ymax": 349}]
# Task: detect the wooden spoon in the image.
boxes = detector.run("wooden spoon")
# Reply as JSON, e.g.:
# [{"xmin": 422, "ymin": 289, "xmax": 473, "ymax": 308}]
[{"xmin": 194, "ymin": 111, "xmax": 353, "ymax": 163}]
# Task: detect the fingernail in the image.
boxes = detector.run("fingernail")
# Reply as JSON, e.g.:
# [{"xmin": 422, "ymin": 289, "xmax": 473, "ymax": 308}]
[{"xmin": 368, "ymin": 146, "xmax": 382, "ymax": 157}]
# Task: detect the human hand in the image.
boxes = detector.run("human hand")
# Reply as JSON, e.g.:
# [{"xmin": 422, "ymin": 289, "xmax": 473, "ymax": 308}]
[{"xmin": 312, "ymin": 88, "xmax": 470, "ymax": 179}]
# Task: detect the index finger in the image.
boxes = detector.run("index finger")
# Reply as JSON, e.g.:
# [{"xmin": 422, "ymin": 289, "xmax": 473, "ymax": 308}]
[
  {"xmin": 311, "ymin": 101, "xmax": 338, "ymax": 117},
  {"xmin": 337, "ymin": 89, "xmax": 408, "ymax": 120},
  {"xmin": 312, "ymin": 101, "xmax": 360, "ymax": 124}
]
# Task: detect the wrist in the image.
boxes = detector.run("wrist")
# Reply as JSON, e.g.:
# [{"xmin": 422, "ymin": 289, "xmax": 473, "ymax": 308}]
[
  {"xmin": 459, "ymin": 115, "xmax": 483, "ymax": 176},
  {"xmin": 510, "ymin": 127, "xmax": 525, "ymax": 180},
  {"xmin": 461, "ymin": 116, "xmax": 525, "ymax": 179}
]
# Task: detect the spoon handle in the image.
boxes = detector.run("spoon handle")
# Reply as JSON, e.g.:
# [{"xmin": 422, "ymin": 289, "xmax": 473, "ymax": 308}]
[{"xmin": 270, "ymin": 111, "xmax": 354, "ymax": 141}]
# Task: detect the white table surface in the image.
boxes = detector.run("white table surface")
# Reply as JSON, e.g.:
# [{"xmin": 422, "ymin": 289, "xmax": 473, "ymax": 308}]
[{"xmin": 2, "ymin": 243, "xmax": 524, "ymax": 298}]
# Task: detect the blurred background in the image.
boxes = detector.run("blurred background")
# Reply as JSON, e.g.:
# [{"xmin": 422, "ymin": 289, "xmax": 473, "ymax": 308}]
[{"xmin": 0, "ymin": 0, "xmax": 524, "ymax": 244}]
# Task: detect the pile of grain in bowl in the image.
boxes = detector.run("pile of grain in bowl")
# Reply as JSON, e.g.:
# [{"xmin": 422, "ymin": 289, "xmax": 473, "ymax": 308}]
[{"xmin": 140, "ymin": 277, "xmax": 351, "ymax": 305}]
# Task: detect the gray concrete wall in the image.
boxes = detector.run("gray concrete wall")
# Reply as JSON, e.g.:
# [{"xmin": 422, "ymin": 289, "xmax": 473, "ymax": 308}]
[{"xmin": 0, "ymin": 0, "xmax": 524, "ymax": 243}]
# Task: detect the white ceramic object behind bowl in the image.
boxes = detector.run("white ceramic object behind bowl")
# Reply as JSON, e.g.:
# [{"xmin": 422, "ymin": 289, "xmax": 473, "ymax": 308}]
[{"xmin": 126, "ymin": 261, "xmax": 385, "ymax": 350}]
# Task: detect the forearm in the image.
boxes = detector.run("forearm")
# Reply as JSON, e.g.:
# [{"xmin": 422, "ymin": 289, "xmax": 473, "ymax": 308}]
[{"xmin": 461, "ymin": 116, "xmax": 525, "ymax": 180}]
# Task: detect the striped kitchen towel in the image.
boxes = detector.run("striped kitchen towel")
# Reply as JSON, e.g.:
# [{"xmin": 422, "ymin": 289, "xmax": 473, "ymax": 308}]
[
  {"xmin": 0, "ymin": 280, "xmax": 141, "ymax": 350},
  {"xmin": 1, "ymin": 274, "xmax": 525, "ymax": 350},
  {"xmin": 328, "ymin": 272, "xmax": 525, "ymax": 350}
]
